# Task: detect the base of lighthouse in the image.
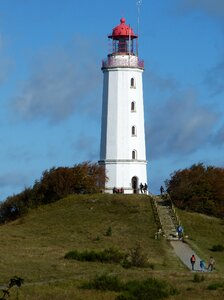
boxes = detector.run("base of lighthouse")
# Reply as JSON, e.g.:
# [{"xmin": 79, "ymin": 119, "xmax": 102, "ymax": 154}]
[{"xmin": 99, "ymin": 159, "xmax": 147, "ymax": 194}]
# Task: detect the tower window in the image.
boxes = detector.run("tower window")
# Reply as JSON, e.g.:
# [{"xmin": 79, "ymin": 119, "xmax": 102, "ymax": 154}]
[
  {"xmin": 130, "ymin": 77, "xmax": 135, "ymax": 88},
  {"xmin": 131, "ymin": 101, "xmax": 136, "ymax": 112},
  {"xmin": 132, "ymin": 126, "xmax": 137, "ymax": 136},
  {"xmin": 132, "ymin": 150, "xmax": 137, "ymax": 159}
]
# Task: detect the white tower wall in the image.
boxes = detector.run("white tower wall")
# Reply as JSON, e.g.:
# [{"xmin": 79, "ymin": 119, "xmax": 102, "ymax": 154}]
[{"xmin": 99, "ymin": 54, "xmax": 147, "ymax": 194}]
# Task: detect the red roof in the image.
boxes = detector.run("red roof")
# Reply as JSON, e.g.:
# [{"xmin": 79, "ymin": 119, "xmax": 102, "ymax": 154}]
[{"xmin": 108, "ymin": 18, "xmax": 137, "ymax": 40}]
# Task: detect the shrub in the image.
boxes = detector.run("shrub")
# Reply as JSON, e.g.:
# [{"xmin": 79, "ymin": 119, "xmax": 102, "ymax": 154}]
[
  {"xmin": 207, "ymin": 282, "xmax": 224, "ymax": 290},
  {"xmin": 64, "ymin": 248, "xmax": 126, "ymax": 264},
  {"xmin": 121, "ymin": 278, "xmax": 178, "ymax": 300},
  {"xmin": 82, "ymin": 276, "xmax": 178, "ymax": 300},
  {"xmin": 105, "ymin": 226, "xmax": 112, "ymax": 236},
  {"xmin": 193, "ymin": 274, "xmax": 205, "ymax": 283},
  {"xmin": 82, "ymin": 274, "xmax": 123, "ymax": 292},
  {"xmin": 129, "ymin": 244, "xmax": 148, "ymax": 268},
  {"xmin": 210, "ymin": 244, "xmax": 224, "ymax": 252}
]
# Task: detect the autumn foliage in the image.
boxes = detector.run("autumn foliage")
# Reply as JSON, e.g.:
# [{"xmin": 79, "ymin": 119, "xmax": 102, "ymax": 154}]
[
  {"xmin": 165, "ymin": 163, "xmax": 224, "ymax": 218},
  {"xmin": 0, "ymin": 162, "xmax": 106, "ymax": 224}
]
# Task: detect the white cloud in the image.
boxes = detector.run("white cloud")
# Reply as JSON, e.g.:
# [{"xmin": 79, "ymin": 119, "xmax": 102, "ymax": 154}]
[
  {"xmin": 11, "ymin": 37, "xmax": 101, "ymax": 123},
  {"xmin": 146, "ymin": 89, "xmax": 218, "ymax": 159}
]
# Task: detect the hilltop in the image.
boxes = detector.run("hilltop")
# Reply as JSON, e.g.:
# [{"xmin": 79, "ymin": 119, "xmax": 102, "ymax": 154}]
[{"xmin": 0, "ymin": 194, "xmax": 223, "ymax": 299}]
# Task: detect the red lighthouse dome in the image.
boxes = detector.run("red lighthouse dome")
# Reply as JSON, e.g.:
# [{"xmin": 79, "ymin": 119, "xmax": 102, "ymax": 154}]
[{"xmin": 108, "ymin": 18, "xmax": 137, "ymax": 40}]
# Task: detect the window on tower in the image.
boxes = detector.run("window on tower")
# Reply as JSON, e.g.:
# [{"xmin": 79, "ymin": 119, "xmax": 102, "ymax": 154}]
[
  {"xmin": 132, "ymin": 126, "xmax": 137, "ymax": 136},
  {"xmin": 131, "ymin": 101, "xmax": 136, "ymax": 112},
  {"xmin": 130, "ymin": 77, "xmax": 135, "ymax": 88},
  {"xmin": 132, "ymin": 150, "xmax": 137, "ymax": 160}
]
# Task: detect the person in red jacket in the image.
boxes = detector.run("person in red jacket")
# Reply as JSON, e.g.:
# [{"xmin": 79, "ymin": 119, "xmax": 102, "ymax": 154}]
[{"xmin": 190, "ymin": 254, "xmax": 196, "ymax": 271}]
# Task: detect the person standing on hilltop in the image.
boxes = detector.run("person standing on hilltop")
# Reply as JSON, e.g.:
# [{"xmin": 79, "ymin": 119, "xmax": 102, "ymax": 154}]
[{"xmin": 140, "ymin": 183, "xmax": 144, "ymax": 194}]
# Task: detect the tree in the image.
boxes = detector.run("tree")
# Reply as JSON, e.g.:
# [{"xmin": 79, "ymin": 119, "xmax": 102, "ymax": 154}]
[
  {"xmin": 165, "ymin": 163, "xmax": 224, "ymax": 218},
  {"xmin": 0, "ymin": 162, "xmax": 107, "ymax": 223}
]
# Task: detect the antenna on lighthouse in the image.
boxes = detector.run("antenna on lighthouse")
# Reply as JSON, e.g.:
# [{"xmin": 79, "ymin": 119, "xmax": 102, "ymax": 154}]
[
  {"xmin": 136, "ymin": 0, "xmax": 142, "ymax": 35},
  {"xmin": 136, "ymin": 0, "xmax": 142, "ymax": 56}
]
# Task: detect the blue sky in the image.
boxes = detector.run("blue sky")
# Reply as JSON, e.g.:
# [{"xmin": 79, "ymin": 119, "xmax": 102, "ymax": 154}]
[{"xmin": 0, "ymin": 0, "xmax": 224, "ymax": 200}]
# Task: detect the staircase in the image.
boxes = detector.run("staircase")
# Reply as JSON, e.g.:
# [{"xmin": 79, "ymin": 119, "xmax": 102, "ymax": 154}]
[{"xmin": 151, "ymin": 195, "xmax": 180, "ymax": 240}]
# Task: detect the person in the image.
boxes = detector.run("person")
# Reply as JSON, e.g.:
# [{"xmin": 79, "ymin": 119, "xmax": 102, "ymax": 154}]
[
  {"xmin": 200, "ymin": 260, "xmax": 205, "ymax": 272},
  {"xmin": 190, "ymin": 254, "xmax": 196, "ymax": 271},
  {"xmin": 207, "ymin": 256, "xmax": 215, "ymax": 271},
  {"xmin": 176, "ymin": 225, "xmax": 184, "ymax": 240},
  {"xmin": 160, "ymin": 185, "xmax": 164, "ymax": 195},
  {"xmin": 140, "ymin": 183, "xmax": 144, "ymax": 194},
  {"xmin": 143, "ymin": 183, "xmax": 148, "ymax": 194}
]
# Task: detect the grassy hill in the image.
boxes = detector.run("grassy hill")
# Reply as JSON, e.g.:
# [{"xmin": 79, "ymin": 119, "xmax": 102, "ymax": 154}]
[{"xmin": 0, "ymin": 194, "xmax": 223, "ymax": 299}]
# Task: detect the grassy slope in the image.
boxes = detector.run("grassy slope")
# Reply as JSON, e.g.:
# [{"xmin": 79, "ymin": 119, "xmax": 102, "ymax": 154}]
[{"xmin": 0, "ymin": 194, "xmax": 223, "ymax": 300}]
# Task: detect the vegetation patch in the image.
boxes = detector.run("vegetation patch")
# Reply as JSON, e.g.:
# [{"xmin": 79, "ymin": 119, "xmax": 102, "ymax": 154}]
[
  {"xmin": 64, "ymin": 247, "xmax": 126, "ymax": 264},
  {"xmin": 122, "ymin": 243, "xmax": 150, "ymax": 269},
  {"xmin": 207, "ymin": 282, "xmax": 224, "ymax": 290},
  {"xmin": 165, "ymin": 163, "xmax": 224, "ymax": 218},
  {"xmin": 192, "ymin": 274, "xmax": 205, "ymax": 283},
  {"xmin": 82, "ymin": 274, "xmax": 179, "ymax": 300},
  {"xmin": 65, "ymin": 244, "xmax": 151, "ymax": 269},
  {"xmin": 0, "ymin": 162, "xmax": 106, "ymax": 224},
  {"xmin": 210, "ymin": 244, "xmax": 224, "ymax": 252},
  {"xmin": 82, "ymin": 273, "xmax": 123, "ymax": 292}
]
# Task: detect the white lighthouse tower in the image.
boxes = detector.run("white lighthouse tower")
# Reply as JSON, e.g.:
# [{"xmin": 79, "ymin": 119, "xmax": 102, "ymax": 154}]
[{"xmin": 99, "ymin": 17, "xmax": 147, "ymax": 194}]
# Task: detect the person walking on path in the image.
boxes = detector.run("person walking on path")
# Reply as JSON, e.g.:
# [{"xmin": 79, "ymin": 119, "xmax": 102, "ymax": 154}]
[
  {"xmin": 200, "ymin": 260, "xmax": 206, "ymax": 272},
  {"xmin": 176, "ymin": 225, "xmax": 184, "ymax": 240},
  {"xmin": 207, "ymin": 256, "xmax": 215, "ymax": 271},
  {"xmin": 190, "ymin": 254, "xmax": 196, "ymax": 271}
]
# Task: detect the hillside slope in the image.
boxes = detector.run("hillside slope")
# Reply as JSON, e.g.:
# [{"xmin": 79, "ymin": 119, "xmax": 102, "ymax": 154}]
[{"xmin": 0, "ymin": 194, "xmax": 223, "ymax": 300}]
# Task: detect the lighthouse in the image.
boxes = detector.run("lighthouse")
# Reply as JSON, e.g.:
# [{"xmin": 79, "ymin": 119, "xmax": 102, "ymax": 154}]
[{"xmin": 99, "ymin": 18, "xmax": 147, "ymax": 194}]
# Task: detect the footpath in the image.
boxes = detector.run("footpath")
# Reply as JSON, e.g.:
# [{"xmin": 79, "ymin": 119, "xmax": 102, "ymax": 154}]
[{"xmin": 151, "ymin": 195, "xmax": 202, "ymax": 271}]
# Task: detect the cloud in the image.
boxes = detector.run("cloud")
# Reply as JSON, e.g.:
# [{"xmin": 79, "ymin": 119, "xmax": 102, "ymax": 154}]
[
  {"xmin": 146, "ymin": 89, "xmax": 218, "ymax": 159},
  {"xmin": 178, "ymin": 0, "xmax": 224, "ymax": 18},
  {"xmin": 10, "ymin": 37, "xmax": 101, "ymax": 123},
  {"xmin": 204, "ymin": 60, "xmax": 224, "ymax": 95}
]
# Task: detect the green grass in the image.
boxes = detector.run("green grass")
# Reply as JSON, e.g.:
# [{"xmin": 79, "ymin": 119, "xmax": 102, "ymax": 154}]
[{"xmin": 0, "ymin": 194, "xmax": 223, "ymax": 299}]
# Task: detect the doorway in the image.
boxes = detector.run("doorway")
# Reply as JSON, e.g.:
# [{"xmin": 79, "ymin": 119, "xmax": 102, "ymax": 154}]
[{"xmin": 132, "ymin": 176, "xmax": 138, "ymax": 194}]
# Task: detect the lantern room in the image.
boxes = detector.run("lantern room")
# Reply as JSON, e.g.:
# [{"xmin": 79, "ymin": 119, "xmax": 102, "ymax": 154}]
[{"xmin": 108, "ymin": 18, "xmax": 138, "ymax": 55}]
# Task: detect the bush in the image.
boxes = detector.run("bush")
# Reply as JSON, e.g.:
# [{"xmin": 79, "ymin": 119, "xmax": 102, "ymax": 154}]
[
  {"xmin": 82, "ymin": 275, "xmax": 178, "ymax": 300},
  {"xmin": 193, "ymin": 274, "xmax": 205, "ymax": 283},
  {"xmin": 210, "ymin": 244, "xmax": 224, "ymax": 252},
  {"xmin": 207, "ymin": 282, "xmax": 224, "ymax": 290},
  {"xmin": 105, "ymin": 226, "xmax": 112, "ymax": 236},
  {"xmin": 82, "ymin": 273, "xmax": 123, "ymax": 291},
  {"xmin": 121, "ymin": 279, "xmax": 178, "ymax": 300},
  {"xmin": 64, "ymin": 248, "xmax": 126, "ymax": 264},
  {"xmin": 129, "ymin": 244, "xmax": 148, "ymax": 268}
]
